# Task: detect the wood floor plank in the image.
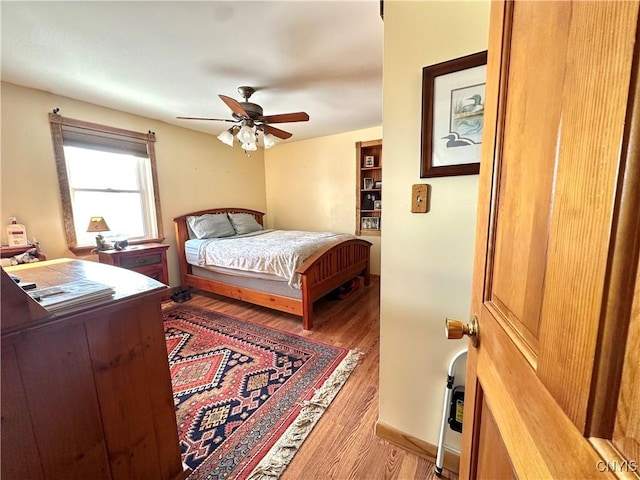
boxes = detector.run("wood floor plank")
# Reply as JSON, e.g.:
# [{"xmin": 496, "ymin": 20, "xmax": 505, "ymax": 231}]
[{"xmin": 182, "ymin": 276, "xmax": 457, "ymax": 480}]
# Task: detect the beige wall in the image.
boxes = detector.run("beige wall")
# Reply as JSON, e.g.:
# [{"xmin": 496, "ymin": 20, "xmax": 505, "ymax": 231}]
[
  {"xmin": 264, "ymin": 126, "xmax": 382, "ymax": 274},
  {"xmin": 0, "ymin": 82, "xmax": 267, "ymax": 285},
  {"xmin": 379, "ymin": 1, "xmax": 490, "ymax": 454}
]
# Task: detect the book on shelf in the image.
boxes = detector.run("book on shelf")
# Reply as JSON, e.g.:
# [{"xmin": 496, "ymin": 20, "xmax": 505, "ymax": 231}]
[{"xmin": 27, "ymin": 280, "xmax": 115, "ymax": 315}]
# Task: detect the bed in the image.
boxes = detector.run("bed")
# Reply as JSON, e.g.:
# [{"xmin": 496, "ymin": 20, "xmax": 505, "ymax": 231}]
[{"xmin": 173, "ymin": 208, "xmax": 372, "ymax": 329}]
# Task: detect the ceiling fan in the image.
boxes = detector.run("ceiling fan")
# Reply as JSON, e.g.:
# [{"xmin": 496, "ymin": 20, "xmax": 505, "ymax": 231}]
[{"xmin": 177, "ymin": 86, "xmax": 309, "ymax": 149}]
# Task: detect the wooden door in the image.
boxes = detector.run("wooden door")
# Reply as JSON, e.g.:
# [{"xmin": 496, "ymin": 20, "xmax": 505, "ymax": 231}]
[{"xmin": 457, "ymin": 1, "xmax": 640, "ymax": 478}]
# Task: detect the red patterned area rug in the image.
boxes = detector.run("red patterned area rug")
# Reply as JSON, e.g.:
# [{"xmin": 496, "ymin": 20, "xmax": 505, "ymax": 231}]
[{"xmin": 163, "ymin": 304, "xmax": 361, "ymax": 480}]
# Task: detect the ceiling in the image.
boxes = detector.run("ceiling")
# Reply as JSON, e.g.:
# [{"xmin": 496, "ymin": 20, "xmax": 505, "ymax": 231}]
[{"xmin": 1, "ymin": 1, "xmax": 384, "ymax": 142}]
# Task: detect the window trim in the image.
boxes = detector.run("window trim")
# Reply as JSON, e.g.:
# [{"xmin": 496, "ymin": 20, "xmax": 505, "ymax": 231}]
[{"xmin": 49, "ymin": 113, "xmax": 164, "ymax": 255}]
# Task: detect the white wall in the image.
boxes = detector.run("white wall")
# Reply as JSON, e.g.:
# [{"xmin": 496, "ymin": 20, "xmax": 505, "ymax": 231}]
[
  {"xmin": 379, "ymin": 1, "xmax": 490, "ymax": 453},
  {"xmin": 265, "ymin": 126, "xmax": 382, "ymax": 274},
  {"xmin": 0, "ymin": 82, "xmax": 267, "ymax": 285}
]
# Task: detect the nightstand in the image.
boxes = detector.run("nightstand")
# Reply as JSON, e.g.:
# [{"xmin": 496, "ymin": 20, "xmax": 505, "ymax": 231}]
[{"xmin": 97, "ymin": 243, "xmax": 169, "ymax": 285}]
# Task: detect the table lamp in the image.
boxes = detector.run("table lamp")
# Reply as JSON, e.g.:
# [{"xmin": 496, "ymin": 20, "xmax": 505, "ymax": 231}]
[{"xmin": 86, "ymin": 216, "xmax": 110, "ymax": 251}]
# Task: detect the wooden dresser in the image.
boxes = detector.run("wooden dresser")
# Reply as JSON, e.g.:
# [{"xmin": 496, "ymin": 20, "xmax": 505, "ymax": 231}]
[
  {"xmin": 1, "ymin": 259, "xmax": 188, "ymax": 480},
  {"xmin": 97, "ymin": 243, "xmax": 170, "ymax": 285}
]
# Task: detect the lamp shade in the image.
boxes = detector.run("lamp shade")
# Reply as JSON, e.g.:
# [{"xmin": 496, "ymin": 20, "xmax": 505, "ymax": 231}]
[
  {"xmin": 86, "ymin": 216, "xmax": 110, "ymax": 233},
  {"xmin": 218, "ymin": 124, "xmax": 283, "ymax": 152},
  {"xmin": 236, "ymin": 125, "xmax": 256, "ymax": 144},
  {"xmin": 263, "ymin": 133, "xmax": 278, "ymax": 149},
  {"xmin": 217, "ymin": 129, "xmax": 235, "ymax": 146}
]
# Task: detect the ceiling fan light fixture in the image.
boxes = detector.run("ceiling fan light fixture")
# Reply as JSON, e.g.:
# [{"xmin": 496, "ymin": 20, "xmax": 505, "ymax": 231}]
[
  {"xmin": 236, "ymin": 125, "xmax": 255, "ymax": 144},
  {"xmin": 179, "ymin": 86, "xmax": 309, "ymax": 151},
  {"xmin": 217, "ymin": 129, "xmax": 235, "ymax": 146},
  {"xmin": 263, "ymin": 133, "xmax": 278, "ymax": 149}
]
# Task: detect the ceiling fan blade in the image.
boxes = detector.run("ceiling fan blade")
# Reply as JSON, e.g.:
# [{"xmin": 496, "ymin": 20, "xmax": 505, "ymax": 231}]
[
  {"xmin": 177, "ymin": 116, "xmax": 236, "ymax": 122},
  {"xmin": 263, "ymin": 124, "xmax": 293, "ymax": 140},
  {"xmin": 219, "ymin": 94, "xmax": 249, "ymax": 117},
  {"xmin": 262, "ymin": 112, "xmax": 309, "ymax": 124}
]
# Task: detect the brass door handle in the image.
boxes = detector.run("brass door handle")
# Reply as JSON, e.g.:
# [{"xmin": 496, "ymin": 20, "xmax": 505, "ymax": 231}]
[{"xmin": 445, "ymin": 316, "xmax": 479, "ymax": 347}]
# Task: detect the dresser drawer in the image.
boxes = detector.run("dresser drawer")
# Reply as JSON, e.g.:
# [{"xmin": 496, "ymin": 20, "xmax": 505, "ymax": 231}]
[
  {"xmin": 120, "ymin": 253, "xmax": 162, "ymax": 269},
  {"xmin": 133, "ymin": 264, "xmax": 165, "ymax": 282}
]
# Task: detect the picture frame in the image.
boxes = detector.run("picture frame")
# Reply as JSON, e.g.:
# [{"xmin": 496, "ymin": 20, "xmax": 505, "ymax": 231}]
[
  {"xmin": 363, "ymin": 177, "xmax": 375, "ymax": 190},
  {"xmin": 364, "ymin": 156, "xmax": 375, "ymax": 167},
  {"xmin": 420, "ymin": 51, "xmax": 487, "ymax": 178},
  {"xmin": 374, "ymin": 180, "xmax": 382, "ymax": 189},
  {"xmin": 363, "ymin": 193, "xmax": 376, "ymax": 210},
  {"xmin": 373, "ymin": 200, "xmax": 382, "ymax": 211},
  {"xmin": 361, "ymin": 216, "xmax": 380, "ymax": 231}
]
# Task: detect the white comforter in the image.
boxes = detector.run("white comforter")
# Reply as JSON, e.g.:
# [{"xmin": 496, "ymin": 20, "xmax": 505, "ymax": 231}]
[{"xmin": 186, "ymin": 229, "xmax": 355, "ymax": 289}]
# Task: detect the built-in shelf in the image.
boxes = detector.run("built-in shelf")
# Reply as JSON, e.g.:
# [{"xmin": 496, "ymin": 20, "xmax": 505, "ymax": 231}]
[{"xmin": 356, "ymin": 139, "xmax": 382, "ymax": 236}]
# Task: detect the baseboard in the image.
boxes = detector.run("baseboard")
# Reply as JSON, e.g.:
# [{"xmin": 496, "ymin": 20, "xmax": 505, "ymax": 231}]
[{"xmin": 374, "ymin": 420, "xmax": 460, "ymax": 474}]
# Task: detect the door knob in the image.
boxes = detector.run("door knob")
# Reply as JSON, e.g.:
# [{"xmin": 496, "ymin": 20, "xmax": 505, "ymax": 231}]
[{"xmin": 445, "ymin": 316, "xmax": 478, "ymax": 347}]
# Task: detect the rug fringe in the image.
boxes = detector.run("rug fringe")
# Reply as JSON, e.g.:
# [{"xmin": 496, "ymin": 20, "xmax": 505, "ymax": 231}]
[{"xmin": 245, "ymin": 349, "xmax": 364, "ymax": 480}]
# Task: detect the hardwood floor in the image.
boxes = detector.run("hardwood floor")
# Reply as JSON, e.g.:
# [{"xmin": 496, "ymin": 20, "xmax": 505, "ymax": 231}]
[{"xmin": 184, "ymin": 276, "xmax": 459, "ymax": 480}]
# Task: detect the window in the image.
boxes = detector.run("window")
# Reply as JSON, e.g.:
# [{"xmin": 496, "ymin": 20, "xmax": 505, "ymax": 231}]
[{"xmin": 49, "ymin": 113, "xmax": 164, "ymax": 254}]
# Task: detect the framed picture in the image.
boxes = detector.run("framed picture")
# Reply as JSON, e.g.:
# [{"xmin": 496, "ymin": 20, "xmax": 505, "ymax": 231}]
[
  {"xmin": 420, "ymin": 51, "xmax": 487, "ymax": 178},
  {"xmin": 374, "ymin": 180, "xmax": 382, "ymax": 189},
  {"xmin": 361, "ymin": 216, "xmax": 380, "ymax": 231},
  {"xmin": 363, "ymin": 193, "xmax": 376, "ymax": 210},
  {"xmin": 364, "ymin": 156, "xmax": 375, "ymax": 167},
  {"xmin": 363, "ymin": 177, "xmax": 375, "ymax": 190},
  {"xmin": 374, "ymin": 200, "xmax": 382, "ymax": 211}
]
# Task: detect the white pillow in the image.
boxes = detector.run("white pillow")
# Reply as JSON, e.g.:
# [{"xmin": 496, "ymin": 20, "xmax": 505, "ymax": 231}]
[
  {"xmin": 186, "ymin": 213, "xmax": 236, "ymax": 239},
  {"xmin": 228, "ymin": 213, "xmax": 263, "ymax": 235}
]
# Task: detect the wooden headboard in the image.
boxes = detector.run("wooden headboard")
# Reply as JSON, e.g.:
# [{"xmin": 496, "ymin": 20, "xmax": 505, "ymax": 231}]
[{"xmin": 171, "ymin": 208, "xmax": 266, "ymax": 280}]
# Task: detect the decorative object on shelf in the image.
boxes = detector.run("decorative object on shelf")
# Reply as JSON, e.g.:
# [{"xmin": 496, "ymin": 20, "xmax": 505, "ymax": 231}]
[
  {"xmin": 6, "ymin": 217, "xmax": 28, "ymax": 246},
  {"xmin": 421, "ymin": 51, "xmax": 487, "ymax": 178},
  {"xmin": 177, "ymin": 86, "xmax": 309, "ymax": 154},
  {"xmin": 364, "ymin": 156, "xmax": 375, "ymax": 167},
  {"xmin": 363, "ymin": 193, "xmax": 377, "ymax": 211},
  {"xmin": 3, "ymin": 247, "xmax": 42, "ymax": 265},
  {"xmin": 363, "ymin": 177, "xmax": 375, "ymax": 189},
  {"xmin": 374, "ymin": 200, "xmax": 382, "ymax": 211},
  {"xmin": 374, "ymin": 180, "xmax": 382, "ymax": 189},
  {"xmin": 113, "ymin": 238, "xmax": 129, "ymax": 251},
  {"xmin": 86, "ymin": 216, "xmax": 110, "ymax": 251},
  {"xmin": 361, "ymin": 217, "xmax": 380, "ymax": 231}
]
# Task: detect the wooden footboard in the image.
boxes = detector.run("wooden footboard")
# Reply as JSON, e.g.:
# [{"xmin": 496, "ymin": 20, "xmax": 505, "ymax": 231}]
[
  {"xmin": 172, "ymin": 208, "xmax": 372, "ymax": 329},
  {"xmin": 296, "ymin": 239, "xmax": 371, "ymax": 329}
]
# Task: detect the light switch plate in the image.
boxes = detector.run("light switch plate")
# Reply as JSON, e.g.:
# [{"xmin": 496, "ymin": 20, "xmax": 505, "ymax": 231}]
[{"xmin": 412, "ymin": 184, "xmax": 430, "ymax": 213}]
